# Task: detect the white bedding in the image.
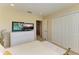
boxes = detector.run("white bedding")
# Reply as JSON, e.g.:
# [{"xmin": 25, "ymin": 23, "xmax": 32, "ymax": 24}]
[{"xmin": 2, "ymin": 40, "xmax": 65, "ymax": 55}]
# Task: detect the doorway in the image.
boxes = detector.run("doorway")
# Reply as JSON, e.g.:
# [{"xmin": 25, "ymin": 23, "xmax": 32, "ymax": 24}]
[{"xmin": 36, "ymin": 20, "xmax": 42, "ymax": 40}]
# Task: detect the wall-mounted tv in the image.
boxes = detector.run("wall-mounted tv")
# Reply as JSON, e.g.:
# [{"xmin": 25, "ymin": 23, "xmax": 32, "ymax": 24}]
[
  {"xmin": 22, "ymin": 23, "xmax": 34, "ymax": 31},
  {"xmin": 12, "ymin": 22, "xmax": 34, "ymax": 32}
]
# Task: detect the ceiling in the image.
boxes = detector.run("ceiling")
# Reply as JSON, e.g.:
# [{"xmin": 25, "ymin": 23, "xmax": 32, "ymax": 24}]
[{"xmin": 0, "ymin": 3, "xmax": 76, "ymax": 16}]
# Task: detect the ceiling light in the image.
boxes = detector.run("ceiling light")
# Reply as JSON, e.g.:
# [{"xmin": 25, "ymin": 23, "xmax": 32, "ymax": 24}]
[{"xmin": 10, "ymin": 3, "xmax": 15, "ymax": 7}]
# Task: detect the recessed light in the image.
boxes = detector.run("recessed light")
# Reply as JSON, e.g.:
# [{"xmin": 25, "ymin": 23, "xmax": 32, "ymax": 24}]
[{"xmin": 10, "ymin": 3, "xmax": 15, "ymax": 7}]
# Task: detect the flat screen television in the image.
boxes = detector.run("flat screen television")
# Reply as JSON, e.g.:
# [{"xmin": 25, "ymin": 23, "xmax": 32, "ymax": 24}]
[
  {"xmin": 12, "ymin": 22, "xmax": 34, "ymax": 32},
  {"xmin": 22, "ymin": 23, "xmax": 34, "ymax": 31}
]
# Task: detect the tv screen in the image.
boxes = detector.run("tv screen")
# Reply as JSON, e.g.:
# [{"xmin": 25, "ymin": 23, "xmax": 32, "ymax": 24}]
[
  {"xmin": 12, "ymin": 22, "xmax": 34, "ymax": 32},
  {"xmin": 23, "ymin": 23, "xmax": 34, "ymax": 31}
]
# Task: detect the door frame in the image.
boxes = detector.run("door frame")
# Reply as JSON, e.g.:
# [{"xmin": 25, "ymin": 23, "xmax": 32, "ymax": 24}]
[{"xmin": 36, "ymin": 20, "xmax": 42, "ymax": 38}]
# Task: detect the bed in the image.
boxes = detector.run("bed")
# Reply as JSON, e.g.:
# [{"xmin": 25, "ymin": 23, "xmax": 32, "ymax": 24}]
[{"xmin": 1, "ymin": 40, "xmax": 66, "ymax": 55}]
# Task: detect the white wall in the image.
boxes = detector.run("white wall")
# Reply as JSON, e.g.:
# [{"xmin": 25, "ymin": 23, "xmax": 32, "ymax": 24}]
[
  {"xmin": 11, "ymin": 31, "xmax": 35, "ymax": 46},
  {"xmin": 52, "ymin": 12, "xmax": 79, "ymax": 53},
  {"xmin": 11, "ymin": 20, "xmax": 36, "ymax": 46},
  {"xmin": 0, "ymin": 6, "xmax": 43, "ymax": 47},
  {"xmin": 42, "ymin": 19, "xmax": 48, "ymax": 40}
]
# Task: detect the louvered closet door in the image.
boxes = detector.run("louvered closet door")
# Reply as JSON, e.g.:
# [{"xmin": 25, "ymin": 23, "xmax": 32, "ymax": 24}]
[{"xmin": 52, "ymin": 13, "xmax": 79, "ymax": 53}]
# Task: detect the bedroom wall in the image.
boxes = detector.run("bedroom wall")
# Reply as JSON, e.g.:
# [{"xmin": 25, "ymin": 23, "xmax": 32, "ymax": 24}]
[
  {"xmin": 45, "ymin": 5, "xmax": 79, "ymax": 54},
  {"xmin": 42, "ymin": 18, "xmax": 48, "ymax": 40},
  {"xmin": 43, "ymin": 16, "xmax": 52, "ymax": 42},
  {"xmin": 0, "ymin": 5, "xmax": 43, "ymax": 46}
]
